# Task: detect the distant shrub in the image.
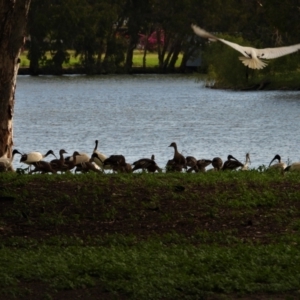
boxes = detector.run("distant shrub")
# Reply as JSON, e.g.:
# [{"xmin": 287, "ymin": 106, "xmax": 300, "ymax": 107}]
[
  {"xmin": 261, "ymin": 50, "xmax": 300, "ymax": 75},
  {"xmin": 202, "ymin": 35, "xmax": 254, "ymax": 89}
]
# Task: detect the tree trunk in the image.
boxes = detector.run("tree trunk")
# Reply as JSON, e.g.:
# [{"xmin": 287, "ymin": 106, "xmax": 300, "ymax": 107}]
[
  {"xmin": 0, "ymin": 0, "xmax": 31, "ymax": 157},
  {"xmin": 167, "ymin": 40, "xmax": 182, "ymax": 72},
  {"xmin": 125, "ymin": 39, "xmax": 136, "ymax": 73},
  {"xmin": 142, "ymin": 32, "xmax": 150, "ymax": 68},
  {"xmin": 28, "ymin": 36, "xmax": 40, "ymax": 75}
]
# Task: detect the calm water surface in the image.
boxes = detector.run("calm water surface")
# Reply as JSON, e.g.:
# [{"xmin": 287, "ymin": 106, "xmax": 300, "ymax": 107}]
[{"xmin": 14, "ymin": 74, "xmax": 300, "ymax": 170}]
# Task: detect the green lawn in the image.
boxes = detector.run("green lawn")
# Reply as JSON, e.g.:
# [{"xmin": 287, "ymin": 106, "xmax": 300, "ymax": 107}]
[
  {"xmin": 1, "ymin": 170, "xmax": 300, "ymax": 298},
  {"xmin": 19, "ymin": 50, "xmax": 183, "ymax": 68}
]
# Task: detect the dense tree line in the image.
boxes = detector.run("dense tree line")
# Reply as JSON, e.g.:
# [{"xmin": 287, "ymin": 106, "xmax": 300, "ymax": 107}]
[
  {"xmin": 25, "ymin": 0, "xmax": 300, "ymax": 75},
  {"xmin": 0, "ymin": 0, "xmax": 299, "ymax": 157}
]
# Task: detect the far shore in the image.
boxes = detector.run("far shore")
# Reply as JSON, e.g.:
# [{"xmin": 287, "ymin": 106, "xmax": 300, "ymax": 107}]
[
  {"xmin": 17, "ymin": 66, "xmax": 194, "ymax": 76},
  {"xmin": 17, "ymin": 67, "xmax": 300, "ymax": 91}
]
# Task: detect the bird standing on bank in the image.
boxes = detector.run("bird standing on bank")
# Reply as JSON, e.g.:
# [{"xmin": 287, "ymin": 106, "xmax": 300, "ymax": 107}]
[
  {"xmin": 0, "ymin": 149, "xmax": 22, "ymax": 172},
  {"xmin": 132, "ymin": 154, "xmax": 161, "ymax": 173},
  {"xmin": 191, "ymin": 24, "xmax": 300, "ymax": 69},
  {"xmin": 167, "ymin": 142, "xmax": 187, "ymax": 172},
  {"xmin": 222, "ymin": 155, "xmax": 244, "ymax": 171},
  {"xmin": 241, "ymin": 153, "xmax": 251, "ymax": 170},
  {"xmin": 50, "ymin": 149, "xmax": 68, "ymax": 172},
  {"xmin": 284, "ymin": 160, "xmax": 300, "ymax": 172},
  {"xmin": 19, "ymin": 150, "xmax": 56, "ymax": 166},
  {"xmin": 103, "ymin": 154, "xmax": 132, "ymax": 173},
  {"xmin": 211, "ymin": 157, "xmax": 223, "ymax": 171},
  {"xmin": 268, "ymin": 154, "xmax": 287, "ymax": 171},
  {"xmin": 92, "ymin": 140, "xmax": 108, "ymax": 170}
]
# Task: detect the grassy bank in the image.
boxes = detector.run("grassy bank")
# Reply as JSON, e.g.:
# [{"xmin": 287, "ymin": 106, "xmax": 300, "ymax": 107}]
[
  {"xmin": 1, "ymin": 170, "xmax": 300, "ymax": 299},
  {"xmin": 19, "ymin": 50, "xmax": 183, "ymax": 69}
]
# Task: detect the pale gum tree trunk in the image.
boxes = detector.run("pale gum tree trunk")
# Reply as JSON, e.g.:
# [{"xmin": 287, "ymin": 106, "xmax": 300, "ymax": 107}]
[{"xmin": 0, "ymin": 0, "xmax": 31, "ymax": 157}]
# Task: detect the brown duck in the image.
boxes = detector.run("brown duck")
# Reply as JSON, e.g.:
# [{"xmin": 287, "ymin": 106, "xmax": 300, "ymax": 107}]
[
  {"xmin": 187, "ymin": 158, "xmax": 212, "ymax": 173},
  {"xmin": 50, "ymin": 149, "xmax": 68, "ymax": 172},
  {"xmin": 64, "ymin": 151, "xmax": 82, "ymax": 171},
  {"xmin": 29, "ymin": 161, "xmax": 57, "ymax": 174},
  {"xmin": 186, "ymin": 156, "xmax": 197, "ymax": 168},
  {"xmin": 169, "ymin": 142, "xmax": 186, "ymax": 169},
  {"xmin": 211, "ymin": 157, "xmax": 223, "ymax": 171},
  {"xmin": 132, "ymin": 154, "xmax": 161, "ymax": 173},
  {"xmin": 103, "ymin": 154, "xmax": 132, "ymax": 173},
  {"xmin": 75, "ymin": 156, "xmax": 103, "ymax": 173}
]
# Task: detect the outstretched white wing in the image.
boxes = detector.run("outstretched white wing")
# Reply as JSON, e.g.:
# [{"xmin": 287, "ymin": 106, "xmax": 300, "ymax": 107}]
[
  {"xmin": 191, "ymin": 24, "xmax": 254, "ymax": 57},
  {"xmin": 191, "ymin": 24, "xmax": 300, "ymax": 59},
  {"xmin": 217, "ymin": 39, "xmax": 253, "ymax": 57},
  {"xmin": 191, "ymin": 24, "xmax": 218, "ymax": 41},
  {"xmin": 256, "ymin": 44, "xmax": 300, "ymax": 59}
]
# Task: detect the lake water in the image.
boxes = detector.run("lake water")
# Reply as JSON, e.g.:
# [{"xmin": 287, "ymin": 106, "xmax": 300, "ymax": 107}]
[{"xmin": 13, "ymin": 74, "xmax": 300, "ymax": 170}]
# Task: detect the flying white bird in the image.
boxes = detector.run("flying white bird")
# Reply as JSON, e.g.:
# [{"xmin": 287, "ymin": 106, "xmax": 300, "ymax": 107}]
[{"xmin": 191, "ymin": 24, "xmax": 300, "ymax": 69}]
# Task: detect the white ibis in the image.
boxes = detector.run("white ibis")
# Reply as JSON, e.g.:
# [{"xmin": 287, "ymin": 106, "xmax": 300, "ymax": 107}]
[{"xmin": 191, "ymin": 24, "xmax": 300, "ymax": 69}]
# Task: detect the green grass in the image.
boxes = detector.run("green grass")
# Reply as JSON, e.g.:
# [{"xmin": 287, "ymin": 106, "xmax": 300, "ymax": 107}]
[
  {"xmin": 1, "ymin": 239, "xmax": 300, "ymax": 299},
  {"xmin": 1, "ymin": 170, "xmax": 300, "ymax": 298},
  {"xmin": 19, "ymin": 50, "xmax": 183, "ymax": 69}
]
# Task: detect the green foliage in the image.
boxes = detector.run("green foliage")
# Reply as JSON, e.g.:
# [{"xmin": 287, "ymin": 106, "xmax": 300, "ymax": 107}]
[
  {"xmin": 263, "ymin": 52, "xmax": 300, "ymax": 74},
  {"xmin": 102, "ymin": 37, "xmax": 127, "ymax": 73},
  {"xmin": 24, "ymin": 0, "xmax": 300, "ymax": 75},
  {"xmin": 203, "ymin": 35, "xmax": 258, "ymax": 89}
]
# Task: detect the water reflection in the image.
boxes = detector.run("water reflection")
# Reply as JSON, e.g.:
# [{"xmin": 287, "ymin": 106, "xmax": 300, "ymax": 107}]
[{"xmin": 14, "ymin": 74, "xmax": 300, "ymax": 170}]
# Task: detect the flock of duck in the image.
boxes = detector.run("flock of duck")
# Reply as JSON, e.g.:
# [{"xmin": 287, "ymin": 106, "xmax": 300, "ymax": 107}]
[{"xmin": 0, "ymin": 140, "xmax": 298, "ymax": 174}]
